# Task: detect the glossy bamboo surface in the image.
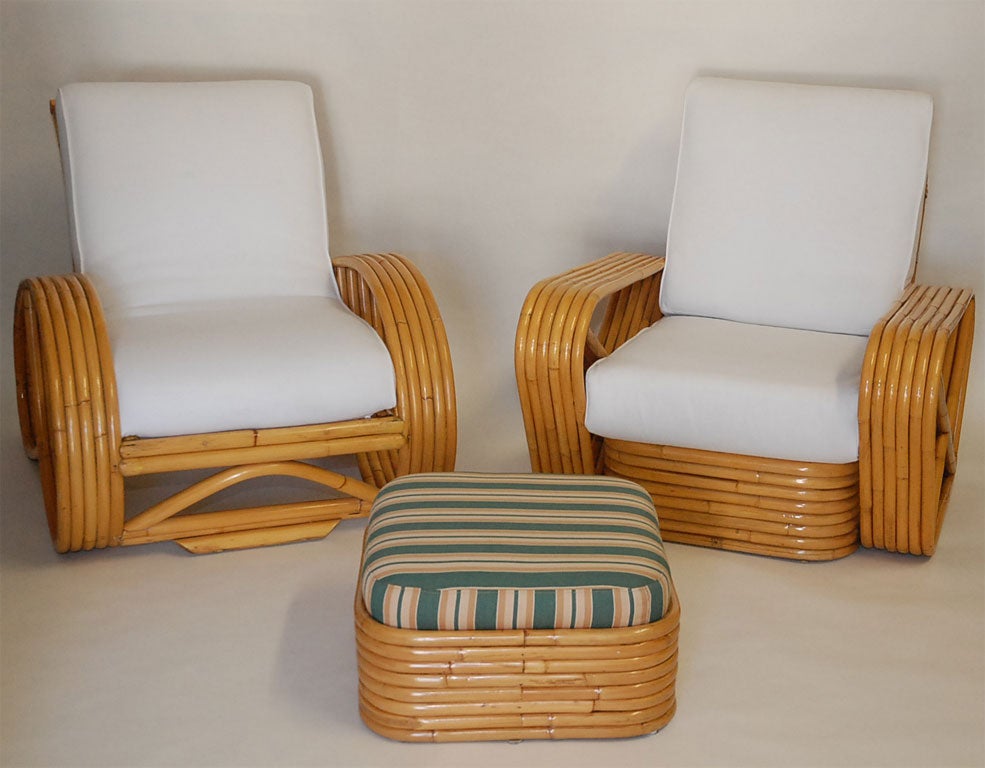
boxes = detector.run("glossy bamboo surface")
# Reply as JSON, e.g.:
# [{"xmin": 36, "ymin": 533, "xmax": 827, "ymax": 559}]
[
  {"xmin": 515, "ymin": 252, "xmax": 665, "ymax": 476},
  {"xmin": 15, "ymin": 251, "xmax": 457, "ymax": 553},
  {"xmin": 14, "ymin": 274, "xmax": 124, "ymax": 552},
  {"xmin": 355, "ymin": 581, "xmax": 680, "ymax": 742},
  {"xmin": 514, "ymin": 253, "xmax": 976, "ymax": 560},
  {"xmin": 859, "ymin": 284, "xmax": 975, "ymax": 555},
  {"xmin": 335, "ymin": 253, "xmax": 457, "ymax": 486},
  {"xmin": 604, "ymin": 441, "xmax": 860, "ymax": 561}
]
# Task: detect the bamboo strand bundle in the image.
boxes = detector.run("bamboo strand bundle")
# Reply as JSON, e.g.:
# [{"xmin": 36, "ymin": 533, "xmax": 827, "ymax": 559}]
[
  {"xmin": 860, "ymin": 284, "xmax": 975, "ymax": 555},
  {"xmin": 19, "ymin": 103, "xmax": 458, "ymax": 554},
  {"xmin": 14, "ymin": 275, "xmax": 124, "ymax": 552},
  {"xmin": 604, "ymin": 440, "xmax": 860, "ymax": 561},
  {"xmin": 355, "ymin": 585, "xmax": 679, "ymax": 742},
  {"xmin": 514, "ymin": 252, "xmax": 665, "ymax": 475},
  {"xmin": 335, "ymin": 253, "xmax": 457, "ymax": 485}
]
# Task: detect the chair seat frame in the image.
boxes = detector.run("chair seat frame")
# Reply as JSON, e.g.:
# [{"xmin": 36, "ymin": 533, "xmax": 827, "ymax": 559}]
[
  {"xmin": 15, "ymin": 253, "xmax": 457, "ymax": 554},
  {"xmin": 515, "ymin": 252, "xmax": 974, "ymax": 559}
]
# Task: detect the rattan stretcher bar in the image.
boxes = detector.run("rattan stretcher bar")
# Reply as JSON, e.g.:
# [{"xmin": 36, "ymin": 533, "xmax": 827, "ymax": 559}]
[{"xmin": 355, "ymin": 585, "xmax": 680, "ymax": 742}]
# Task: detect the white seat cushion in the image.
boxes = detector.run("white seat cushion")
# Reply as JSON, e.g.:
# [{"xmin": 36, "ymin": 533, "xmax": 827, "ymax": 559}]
[
  {"xmin": 660, "ymin": 77, "xmax": 933, "ymax": 336},
  {"xmin": 108, "ymin": 296, "xmax": 397, "ymax": 438},
  {"xmin": 56, "ymin": 81, "xmax": 338, "ymax": 312},
  {"xmin": 584, "ymin": 316, "xmax": 869, "ymax": 464}
]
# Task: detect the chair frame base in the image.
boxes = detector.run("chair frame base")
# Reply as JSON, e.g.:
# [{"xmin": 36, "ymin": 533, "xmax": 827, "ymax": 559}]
[
  {"xmin": 354, "ymin": 585, "xmax": 680, "ymax": 743},
  {"xmin": 14, "ymin": 253, "xmax": 456, "ymax": 554},
  {"xmin": 603, "ymin": 440, "xmax": 860, "ymax": 561}
]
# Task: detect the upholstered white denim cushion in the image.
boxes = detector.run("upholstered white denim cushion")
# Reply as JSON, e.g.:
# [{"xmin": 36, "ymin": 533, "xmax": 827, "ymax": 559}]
[
  {"xmin": 660, "ymin": 77, "xmax": 932, "ymax": 336},
  {"xmin": 57, "ymin": 81, "xmax": 338, "ymax": 312},
  {"xmin": 584, "ymin": 316, "xmax": 869, "ymax": 464},
  {"xmin": 109, "ymin": 296, "xmax": 397, "ymax": 437},
  {"xmin": 56, "ymin": 80, "xmax": 398, "ymax": 437}
]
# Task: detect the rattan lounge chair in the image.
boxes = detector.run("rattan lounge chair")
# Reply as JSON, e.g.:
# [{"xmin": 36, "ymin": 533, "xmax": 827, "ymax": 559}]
[
  {"xmin": 515, "ymin": 77, "xmax": 974, "ymax": 560},
  {"xmin": 14, "ymin": 80, "xmax": 456, "ymax": 554}
]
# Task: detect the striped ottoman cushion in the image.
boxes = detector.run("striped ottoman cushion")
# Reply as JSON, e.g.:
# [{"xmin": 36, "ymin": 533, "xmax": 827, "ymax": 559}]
[{"xmin": 360, "ymin": 472, "xmax": 672, "ymax": 631}]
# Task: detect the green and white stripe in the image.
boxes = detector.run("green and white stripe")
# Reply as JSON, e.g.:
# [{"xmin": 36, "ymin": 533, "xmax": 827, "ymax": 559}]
[{"xmin": 360, "ymin": 473, "xmax": 672, "ymax": 631}]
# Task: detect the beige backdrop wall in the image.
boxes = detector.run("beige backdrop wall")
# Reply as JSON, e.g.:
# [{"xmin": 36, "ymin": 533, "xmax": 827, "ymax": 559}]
[{"xmin": 2, "ymin": 0, "xmax": 982, "ymax": 473}]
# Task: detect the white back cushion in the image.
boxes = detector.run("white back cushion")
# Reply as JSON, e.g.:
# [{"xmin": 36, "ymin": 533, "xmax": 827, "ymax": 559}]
[
  {"xmin": 660, "ymin": 77, "xmax": 933, "ymax": 335},
  {"xmin": 57, "ymin": 81, "xmax": 339, "ymax": 312}
]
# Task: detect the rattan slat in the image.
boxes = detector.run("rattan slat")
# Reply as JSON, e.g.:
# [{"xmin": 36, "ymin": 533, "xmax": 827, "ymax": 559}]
[
  {"xmin": 355, "ymin": 585, "xmax": 679, "ymax": 742},
  {"xmin": 515, "ymin": 251, "xmax": 976, "ymax": 560}
]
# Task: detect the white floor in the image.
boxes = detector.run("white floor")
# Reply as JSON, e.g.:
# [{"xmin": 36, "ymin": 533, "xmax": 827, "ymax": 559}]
[{"xmin": 2, "ymin": 397, "xmax": 983, "ymax": 768}]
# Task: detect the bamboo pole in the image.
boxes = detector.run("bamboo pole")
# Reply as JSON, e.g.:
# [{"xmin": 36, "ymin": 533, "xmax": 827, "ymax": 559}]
[
  {"xmin": 335, "ymin": 253, "xmax": 458, "ymax": 483},
  {"xmin": 124, "ymin": 460, "xmax": 378, "ymax": 533},
  {"xmin": 119, "ymin": 434, "xmax": 406, "ymax": 476},
  {"xmin": 354, "ymin": 579, "xmax": 679, "ymax": 742},
  {"xmin": 860, "ymin": 284, "xmax": 975, "ymax": 555}
]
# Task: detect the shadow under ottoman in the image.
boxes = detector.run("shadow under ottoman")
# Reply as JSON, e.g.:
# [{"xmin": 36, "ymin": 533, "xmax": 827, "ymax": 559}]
[{"xmin": 354, "ymin": 472, "xmax": 681, "ymax": 742}]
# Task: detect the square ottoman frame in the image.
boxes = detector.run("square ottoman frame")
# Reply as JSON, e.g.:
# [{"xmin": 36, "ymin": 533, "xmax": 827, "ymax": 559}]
[{"xmin": 354, "ymin": 473, "xmax": 681, "ymax": 742}]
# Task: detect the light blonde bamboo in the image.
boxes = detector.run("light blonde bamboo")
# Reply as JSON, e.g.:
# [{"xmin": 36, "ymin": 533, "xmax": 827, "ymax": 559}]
[
  {"xmin": 651, "ymin": 495, "xmax": 859, "ymax": 526},
  {"xmin": 123, "ymin": 425, "xmax": 375, "ymax": 458},
  {"xmin": 626, "ymin": 441, "xmax": 859, "ymax": 477},
  {"xmin": 51, "ymin": 277, "xmax": 102, "ymax": 549},
  {"xmin": 118, "ymin": 433, "xmax": 406, "ymax": 476},
  {"xmin": 358, "ymin": 661, "xmax": 671, "ymax": 692},
  {"xmin": 16, "ymin": 282, "xmax": 64, "ymax": 543},
  {"xmin": 122, "ymin": 498, "xmax": 366, "ymax": 546},
  {"xmin": 354, "ymin": 580, "xmax": 679, "ymax": 742},
  {"xmin": 78, "ymin": 275, "xmax": 125, "ymax": 540},
  {"xmin": 860, "ymin": 284, "xmax": 975, "ymax": 555},
  {"xmin": 16, "ymin": 275, "xmax": 123, "ymax": 552},
  {"xmin": 66, "ymin": 278, "xmax": 112, "ymax": 547},
  {"xmin": 123, "ymin": 460, "xmax": 378, "ymax": 532},
  {"xmin": 665, "ymin": 531, "xmax": 858, "ymax": 561},
  {"xmin": 516, "ymin": 250, "xmax": 976, "ymax": 560},
  {"xmin": 13, "ymin": 285, "xmax": 41, "ymax": 459},
  {"xmin": 514, "ymin": 253, "xmax": 665, "ymax": 475},
  {"xmin": 653, "ymin": 505, "xmax": 858, "ymax": 539},
  {"xmin": 356, "ymin": 658, "xmax": 678, "ymax": 704},
  {"xmin": 605, "ymin": 440, "xmax": 860, "ymax": 560},
  {"xmin": 39, "ymin": 277, "xmax": 85, "ymax": 550},
  {"xmin": 334, "ymin": 253, "xmax": 457, "ymax": 484},
  {"xmin": 604, "ymin": 449, "xmax": 859, "ymax": 498},
  {"xmin": 174, "ymin": 520, "xmax": 342, "ymax": 553},
  {"xmin": 356, "ymin": 630, "xmax": 675, "ymax": 666}
]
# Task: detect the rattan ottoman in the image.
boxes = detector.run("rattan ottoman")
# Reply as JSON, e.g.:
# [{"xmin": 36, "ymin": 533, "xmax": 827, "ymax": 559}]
[{"xmin": 354, "ymin": 472, "xmax": 680, "ymax": 742}]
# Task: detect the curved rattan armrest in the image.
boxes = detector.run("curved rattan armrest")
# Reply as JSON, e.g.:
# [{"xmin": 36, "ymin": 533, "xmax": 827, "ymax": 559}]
[
  {"xmin": 333, "ymin": 253, "xmax": 457, "ymax": 483},
  {"xmin": 515, "ymin": 252, "xmax": 665, "ymax": 474},
  {"xmin": 14, "ymin": 273, "xmax": 124, "ymax": 551},
  {"xmin": 859, "ymin": 283, "xmax": 976, "ymax": 555}
]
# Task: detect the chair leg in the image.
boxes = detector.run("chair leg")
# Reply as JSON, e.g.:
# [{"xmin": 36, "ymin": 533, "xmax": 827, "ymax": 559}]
[
  {"xmin": 14, "ymin": 276, "xmax": 125, "ymax": 552},
  {"xmin": 334, "ymin": 253, "xmax": 458, "ymax": 484},
  {"xmin": 860, "ymin": 286, "xmax": 975, "ymax": 556}
]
